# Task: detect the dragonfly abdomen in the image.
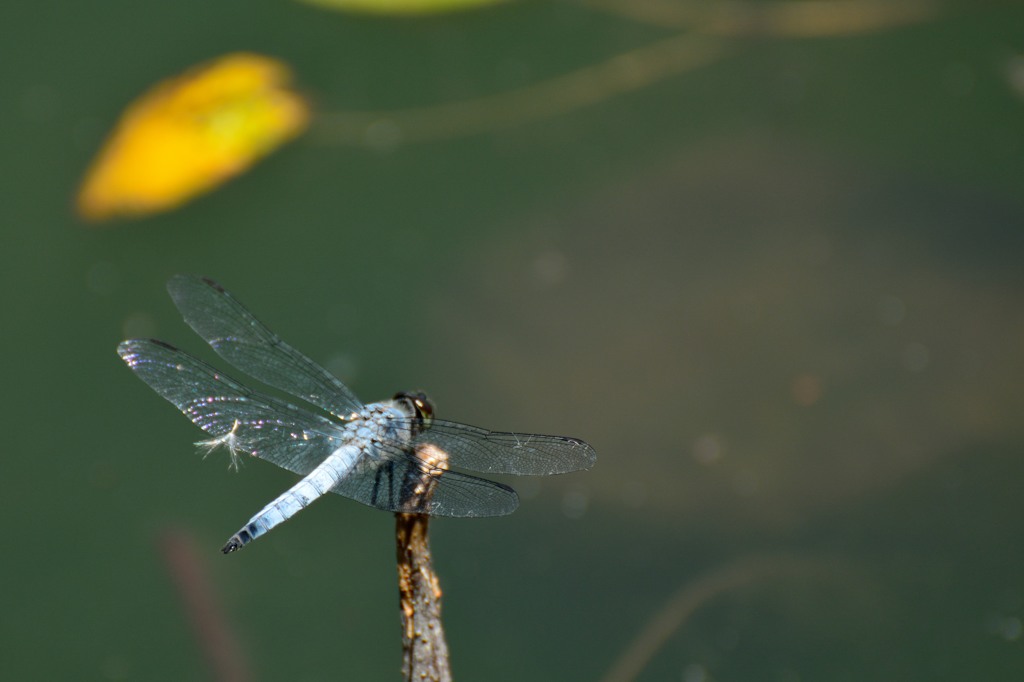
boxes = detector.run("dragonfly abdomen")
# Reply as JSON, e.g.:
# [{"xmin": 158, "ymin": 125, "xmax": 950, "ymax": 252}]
[{"xmin": 222, "ymin": 443, "xmax": 363, "ymax": 553}]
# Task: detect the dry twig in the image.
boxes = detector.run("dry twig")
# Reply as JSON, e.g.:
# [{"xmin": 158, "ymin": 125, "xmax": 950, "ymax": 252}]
[{"xmin": 395, "ymin": 444, "xmax": 453, "ymax": 682}]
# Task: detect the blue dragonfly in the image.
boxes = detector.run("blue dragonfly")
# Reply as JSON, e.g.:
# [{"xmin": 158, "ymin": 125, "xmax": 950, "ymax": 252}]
[{"xmin": 117, "ymin": 275, "xmax": 596, "ymax": 553}]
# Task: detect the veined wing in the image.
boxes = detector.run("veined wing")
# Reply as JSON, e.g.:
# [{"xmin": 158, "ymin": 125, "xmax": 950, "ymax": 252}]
[
  {"xmin": 414, "ymin": 420, "xmax": 597, "ymax": 475},
  {"xmin": 166, "ymin": 274, "xmax": 363, "ymax": 418},
  {"xmin": 330, "ymin": 445, "xmax": 519, "ymax": 517},
  {"xmin": 117, "ymin": 339, "xmax": 345, "ymax": 476}
]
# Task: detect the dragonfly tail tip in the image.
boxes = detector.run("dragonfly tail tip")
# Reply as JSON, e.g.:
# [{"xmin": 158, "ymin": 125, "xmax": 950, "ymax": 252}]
[{"xmin": 221, "ymin": 537, "xmax": 243, "ymax": 554}]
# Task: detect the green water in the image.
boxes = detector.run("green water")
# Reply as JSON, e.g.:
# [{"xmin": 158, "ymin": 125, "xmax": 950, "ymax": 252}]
[{"xmin": 3, "ymin": 2, "xmax": 1024, "ymax": 680}]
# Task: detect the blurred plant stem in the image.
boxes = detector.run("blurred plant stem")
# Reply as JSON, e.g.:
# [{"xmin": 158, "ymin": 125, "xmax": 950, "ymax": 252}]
[
  {"xmin": 580, "ymin": 0, "xmax": 939, "ymax": 36},
  {"xmin": 395, "ymin": 512, "xmax": 452, "ymax": 682},
  {"xmin": 161, "ymin": 528, "xmax": 252, "ymax": 682},
  {"xmin": 600, "ymin": 554, "xmax": 849, "ymax": 682},
  {"xmin": 311, "ymin": 31, "xmax": 726, "ymax": 146},
  {"xmin": 312, "ymin": 0, "xmax": 940, "ymax": 148}
]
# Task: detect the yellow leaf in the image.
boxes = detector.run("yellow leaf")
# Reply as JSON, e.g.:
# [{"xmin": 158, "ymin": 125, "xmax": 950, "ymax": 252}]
[
  {"xmin": 295, "ymin": 0, "xmax": 507, "ymax": 16},
  {"xmin": 77, "ymin": 53, "xmax": 309, "ymax": 222}
]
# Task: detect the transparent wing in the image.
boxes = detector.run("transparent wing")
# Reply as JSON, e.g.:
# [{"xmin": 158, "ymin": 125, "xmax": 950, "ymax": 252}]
[
  {"xmin": 413, "ymin": 420, "xmax": 597, "ymax": 475},
  {"xmin": 166, "ymin": 274, "xmax": 363, "ymax": 418},
  {"xmin": 117, "ymin": 339, "xmax": 345, "ymax": 475},
  {"xmin": 330, "ymin": 446, "xmax": 520, "ymax": 517}
]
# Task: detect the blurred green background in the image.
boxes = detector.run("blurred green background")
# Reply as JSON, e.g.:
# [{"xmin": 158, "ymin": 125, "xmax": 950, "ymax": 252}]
[{"xmin": 4, "ymin": 1, "xmax": 1024, "ymax": 680}]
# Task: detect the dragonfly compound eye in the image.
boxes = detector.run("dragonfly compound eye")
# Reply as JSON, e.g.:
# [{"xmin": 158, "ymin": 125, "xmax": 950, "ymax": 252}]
[{"xmin": 394, "ymin": 391, "xmax": 434, "ymax": 429}]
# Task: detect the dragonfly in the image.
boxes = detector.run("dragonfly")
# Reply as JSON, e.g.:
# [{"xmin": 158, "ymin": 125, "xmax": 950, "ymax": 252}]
[{"xmin": 117, "ymin": 275, "xmax": 596, "ymax": 554}]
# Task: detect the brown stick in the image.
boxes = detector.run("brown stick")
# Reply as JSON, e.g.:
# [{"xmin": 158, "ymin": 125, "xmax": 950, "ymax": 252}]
[
  {"xmin": 395, "ymin": 442, "xmax": 453, "ymax": 681},
  {"xmin": 396, "ymin": 512, "xmax": 452, "ymax": 682}
]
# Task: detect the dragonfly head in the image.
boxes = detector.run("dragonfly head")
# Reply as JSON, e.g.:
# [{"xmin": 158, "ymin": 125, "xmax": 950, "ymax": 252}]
[{"xmin": 394, "ymin": 391, "xmax": 434, "ymax": 432}]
